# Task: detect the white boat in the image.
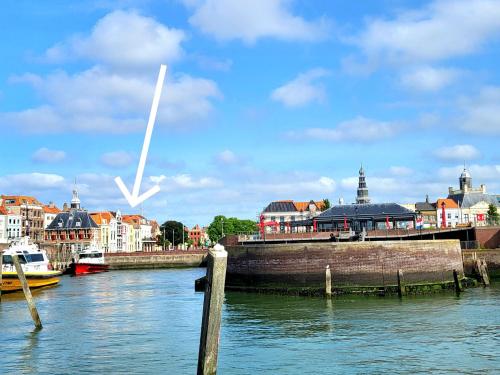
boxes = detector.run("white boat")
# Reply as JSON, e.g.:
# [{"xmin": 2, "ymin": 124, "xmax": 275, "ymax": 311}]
[
  {"xmin": 69, "ymin": 242, "xmax": 109, "ymax": 275},
  {"xmin": 1, "ymin": 237, "xmax": 61, "ymax": 293}
]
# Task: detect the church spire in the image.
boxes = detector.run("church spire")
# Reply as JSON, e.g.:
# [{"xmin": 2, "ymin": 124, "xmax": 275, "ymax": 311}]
[
  {"xmin": 356, "ymin": 164, "xmax": 370, "ymax": 204},
  {"xmin": 71, "ymin": 179, "xmax": 81, "ymax": 209}
]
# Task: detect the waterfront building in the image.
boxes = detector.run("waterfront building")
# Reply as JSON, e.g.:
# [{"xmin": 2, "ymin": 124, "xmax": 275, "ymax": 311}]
[
  {"xmin": 415, "ymin": 195, "xmax": 437, "ymax": 229},
  {"xmin": 122, "ymin": 215, "xmax": 155, "ymax": 252},
  {"xmin": 90, "ymin": 211, "xmax": 113, "ymax": 252},
  {"xmin": 261, "ymin": 199, "xmax": 326, "ymax": 233},
  {"xmin": 188, "ymin": 224, "xmax": 209, "ymax": 246},
  {"xmin": 0, "ymin": 195, "xmax": 44, "ymax": 241},
  {"xmin": 44, "ymin": 189, "xmax": 99, "ymax": 252},
  {"xmin": 315, "ymin": 203, "xmax": 417, "ymax": 232},
  {"xmin": 356, "ymin": 165, "xmax": 370, "ymax": 204},
  {"xmin": 447, "ymin": 168, "xmax": 499, "ymax": 226},
  {"xmin": 436, "ymin": 198, "xmax": 460, "ymax": 228},
  {"xmin": 43, "ymin": 203, "xmax": 61, "ymax": 228}
]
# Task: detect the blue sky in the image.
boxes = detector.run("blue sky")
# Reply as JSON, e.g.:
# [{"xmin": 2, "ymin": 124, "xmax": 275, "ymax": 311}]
[{"xmin": 1, "ymin": 0, "xmax": 499, "ymax": 226}]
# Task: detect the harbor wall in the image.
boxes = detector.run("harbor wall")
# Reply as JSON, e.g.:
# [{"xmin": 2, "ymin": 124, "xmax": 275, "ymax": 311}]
[
  {"xmin": 225, "ymin": 240, "xmax": 464, "ymax": 294},
  {"xmin": 463, "ymin": 248, "xmax": 500, "ymax": 279},
  {"xmin": 474, "ymin": 227, "xmax": 500, "ymax": 249},
  {"xmin": 105, "ymin": 251, "xmax": 207, "ymax": 270}
]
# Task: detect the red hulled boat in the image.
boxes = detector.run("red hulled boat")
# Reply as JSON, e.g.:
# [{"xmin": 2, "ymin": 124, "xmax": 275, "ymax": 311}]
[{"xmin": 70, "ymin": 242, "xmax": 109, "ymax": 276}]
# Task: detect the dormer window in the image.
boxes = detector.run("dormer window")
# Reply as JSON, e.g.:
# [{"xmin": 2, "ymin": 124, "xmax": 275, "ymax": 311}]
[
  {"xmin": 58, "ymin": 219, "xmax": 63, "ymax": 228},
  {"xmin": 75, "ymin": 218, "xmax": 82, "ymax": 227}
]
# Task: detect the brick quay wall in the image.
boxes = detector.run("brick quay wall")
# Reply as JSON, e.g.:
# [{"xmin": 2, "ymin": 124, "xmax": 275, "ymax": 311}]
[
  {"xmin": 225, "ymin": 240, "xmax": 464, "ymax": 295},
  {"xmin": 463, "ymin": 248, "xmax": 500, "ymax": 279},
  {"xmin": 105, "ymin": 251, "xmax": 207, "ymax": 270}
]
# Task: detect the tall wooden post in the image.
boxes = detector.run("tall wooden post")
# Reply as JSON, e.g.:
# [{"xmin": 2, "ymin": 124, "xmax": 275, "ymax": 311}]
[
  {"xmin": 397, "ymin": 269, "xmax": 406, "ymax": 297},
  {"xmin": 453, "ymin": 269, "xmax": 462, "ymax": 295},
  {"xmin": 12, "ymin": 254, "xmax": 42, "ymax": 329},
  {"xmin": 325, "ymin": 265, "xmax": 332, "ymax": 298},
  {"xmin": 198, "ymin": 244, "xmax": 227, "ymax": 375}
]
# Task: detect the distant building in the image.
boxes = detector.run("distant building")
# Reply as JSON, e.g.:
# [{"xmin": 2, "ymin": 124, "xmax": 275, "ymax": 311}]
[
  {"xmin": 0, "ymin": 206, "xmax": 22, "ymax": 243},
  {"xmin": 0, "ymin": 195, "xmax": 44, "ymax": 241},
  {"xmin": 44, "ymin": 189, "xmax": 99, "ymax": 252},
  {"xmin": 356, "ymin": 165, "xmax": 370, "ymax": 204},
  {"xmin": 43, "ymin": 203, "xmax": 61, "ymax": 229},
  {"xmin": 448, "ymin": 168, "xmax": 499, "ymax": 226},
  {"xmin": 315, "ymin": 203, "xmax": 416, "ymax": 232},
  {"xmin": 436, "ymin": 198, "xmax": 460, "ymax": 228},
  {"xmin": 261, "ymin": 200, "xmax": 326, "ymax": 233},
  {"xmin": 188, "ymin": 224, "xmax": 209, "ymax": 246},
  {"xmin": 415, "ymin": 195, "xmax": 437, "ymax": 229}
]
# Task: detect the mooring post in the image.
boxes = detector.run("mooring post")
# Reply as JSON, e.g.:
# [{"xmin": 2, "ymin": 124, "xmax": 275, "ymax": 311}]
[
  {"xmin": 397, "ymin": 269, "xmax": 405, "ymax": 298},
  {"xmin": 198, "ymin": 244, "xmax": 228, "ymax": 375},
  {"xmin": 12, "ymin": 254, "xmax": 42, "ymax": 329},
  {"xmin": 325, "ymin": 265, "xmax": 332, "ymax": 298},
  {"xmin": 452, "ymin": 269, "xmax": 462, "ymax": 295},
  {"xmin": 480, "ymin": 260, "xmax": 490, "ymax": 287}
]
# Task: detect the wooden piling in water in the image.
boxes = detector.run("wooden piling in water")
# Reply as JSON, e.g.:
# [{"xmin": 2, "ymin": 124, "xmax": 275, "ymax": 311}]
[
  {"xmin": 325, "ymin": 265, "xmax": 332, "ymax": 298},
  {"xmin": 198, "ymin": 244, "xmax": 227, "ymax": 375},
  {"xmin": 12, "ymin": 254, "xmax": 43, "ymax": 329},
  {"xmin": 397, "ymin": 269, "xmax": 405, "ymax": 298},
  {"xmin": 453, "ymin": 269, "xmax": 462, "ymax": 295},
  {"xmin": 476, "ymin": 259, "xmax": 490, "ymax": 287}
]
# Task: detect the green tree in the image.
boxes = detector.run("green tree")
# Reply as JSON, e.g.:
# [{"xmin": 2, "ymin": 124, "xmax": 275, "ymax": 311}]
[
  {"xmin": 487, "ymin": 204, "xmax": 499, "ymax": 224},
  {"xmin": 207, "ymin": 215, "xmax": 258, "ymax": 242},
  {"xmin": 322, "ymin": 198, "xmax": 331, "ymax": 210},
  {"xmin": 160, "ymin": 220, "xmax": 188, "ymax": 247}
]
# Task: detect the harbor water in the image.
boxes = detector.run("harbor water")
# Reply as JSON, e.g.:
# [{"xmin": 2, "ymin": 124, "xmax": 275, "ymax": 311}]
[{"xmin": 0, "ymin": 268, "xmax": 499, "ymax": 374}]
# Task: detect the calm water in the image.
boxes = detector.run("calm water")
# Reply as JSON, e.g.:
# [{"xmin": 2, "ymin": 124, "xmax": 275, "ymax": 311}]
[{"xmin": 0, "ymin": 269, "xmax": 499, "ymax": 374}]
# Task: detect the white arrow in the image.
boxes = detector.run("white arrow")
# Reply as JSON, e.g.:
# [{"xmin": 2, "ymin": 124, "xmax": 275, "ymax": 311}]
[{"xmin": 115, "ymin": 64, "xmax": 167, "ymax": 208}]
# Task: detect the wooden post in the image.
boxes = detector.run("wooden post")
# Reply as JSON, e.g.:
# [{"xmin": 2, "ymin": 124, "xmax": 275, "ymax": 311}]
[
  {"xmin": 325, "ymin": 265, "xmax": 332, "ymax": 298},
  {"xmin": 198, "ymin": 244, "xmax": 227, "ymax": 375},
  {"xmin": 480, "ymin": 260, "xmax": 490, "ymax": 287},
  {"xmin": 397, "ymin": 269, "xmax": 406, "ymax": 297},
  {"xmin": 453, "ymin": 269, "xmax": 462, "ymax": 295},
  {"xmin": 12, "ymin": 254, "xmax": 43, "ymax": 329}
]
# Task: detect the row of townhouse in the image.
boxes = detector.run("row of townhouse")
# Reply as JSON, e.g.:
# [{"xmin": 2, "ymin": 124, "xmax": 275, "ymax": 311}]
[{"xmin": 1, "ymin": 190, "xmax": 161, "ymax": 252}]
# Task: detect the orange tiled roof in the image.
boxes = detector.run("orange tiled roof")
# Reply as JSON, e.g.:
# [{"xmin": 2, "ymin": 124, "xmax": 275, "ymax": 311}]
[
  {"xmin": 1, "ymin": 195, "xmax": 42, "ymax": 206},
  {"xmin": 294, "ymin": 201, "xmax": 326, "ymax": 212},
  {"xmin": 0, "ymin": 206, "xmax": 9, "ymax": 215},
  {"xmin": 43, "ymin": 205, "xmax": 61, "ymax": 214},
  {"xmin": 436, "ymin": 198, "xmax": 459, "ymax": 209},
  {"xmin": 90, "ymin": 211, "xmax": 114, "ymax": 225}
]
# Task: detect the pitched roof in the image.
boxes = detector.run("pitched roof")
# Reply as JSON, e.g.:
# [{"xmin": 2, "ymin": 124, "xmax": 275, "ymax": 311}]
[
  {"xmin": 47, "ymin": 209, "xmax": 98, "ymax": 230},
  {"xmin": 1, "ymin": 195, "xmax": 41, "ymax": 206},
  {"xmin": 436, "ymin": 198, "xmax": 459, "ymax": 209},
  {"xmin": 415, "ymin": 201, "xmax": 436, "ymax": 211},
  {"xmin": 43, "ymin": 205, "xmax": 61, "ymax": 214},
  {"xmin": 90, "ymin": 211, "xmax": 114, "ymax": 225},
  {"xmin": 317, "ymin": 203, "xmax": 416, "ymax": 221},
  {"xmin": 448, "ymin": 192, "xmax": 499, "ymax": 208},
  {"xmin": 263, "ymin": 201, "xmax": 297, "ymax": 213},
  {"xmin": 294, "ymin": 200, "xmax": 326, "ymax": 212}
]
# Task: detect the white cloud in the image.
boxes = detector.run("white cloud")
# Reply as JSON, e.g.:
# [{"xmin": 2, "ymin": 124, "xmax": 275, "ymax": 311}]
[
  {"xmin": 214, "ymin": 150, "xmax": 241, "ymax": 165},
  {"xmin": 248, "ymin": 176, "xmax": 336, "ymax": 196},
  {"xmin": 45, "ymin": 10, "xmax": 186, "ymax": 69},
  {"xmin": 288, "ymin": 116, "xmax": 401, "ymax": 142},
  {"xmin": 186, "ymin": 0, "xmax": 328, "ymax": 43},
  {"xmin": 0, "ymin": 173, "xmax": 65, "ymax": 191},
  {"xmin": 2, "ymin": 67, "xmax": 220, "ymax": 133},
  {"xmin": 32, "ymin": 147, "xmax": 66, "ymax": 163},
  {"xmin": 151, "ymin": 174, "xmax": 223, "ymax": 191},
  {"xmin": 350, "ymin": 0, "xmax": 500, "ymax": 66},
  {"xmin": 400, "ymin": 66, "xmax": 461, "ymax": 92},
  {"xmin": 271, "ymin": 68, "xmax": 330, "ymax": 108},
  {"xmin": 389, "ymin": 166, "xmax": 413, "ymax": 176},
  {"xmin": 100, "ymin": 151, "xmax": 135, "ymax": 168},
  {"xmin": 434, "ymin": 144, "xmax": 481, "ymax": 161},
  {"xmin": 458, "ymin": 86, "xmax": 500, "ymax": 135}
]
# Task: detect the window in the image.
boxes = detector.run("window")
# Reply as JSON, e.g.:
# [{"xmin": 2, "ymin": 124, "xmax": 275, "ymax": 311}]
[
  {"xmin": 447, "ymin": 213, "xmax": 451, "ymax": 219},
  {"xmin": 30, "ymin": 254, "xmax": 44, "ymax": 262}
]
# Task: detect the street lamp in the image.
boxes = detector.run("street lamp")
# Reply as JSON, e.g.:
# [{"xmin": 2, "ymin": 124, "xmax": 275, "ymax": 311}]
[
  {"xmin": 172, "ymin": 229, "xmax": 175, "ymax": 249},
  {"xmin": 221, "ymin": 218, "xmax": 224, "ymax": 239}
]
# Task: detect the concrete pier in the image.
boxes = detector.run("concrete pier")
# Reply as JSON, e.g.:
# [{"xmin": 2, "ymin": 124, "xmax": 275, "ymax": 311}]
[{"xmin": 104, "ymin": 251, "xmax": 207, "ymax": 270}]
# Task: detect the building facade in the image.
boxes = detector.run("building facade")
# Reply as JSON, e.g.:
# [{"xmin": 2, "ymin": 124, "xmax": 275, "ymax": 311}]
[
  {"xmin": 260, "ymin": 200, "xmax": 326, "ymax": 233},
  {"xmin": 43, "ymin": 203, "xmax": 61, "ymax": 229},
  {"xmin": 447, "ymin": 168, "xmax": 499, "ymax": 226},
  {"xmin": 415, "ymin": 196, "xmax": 437, "ymax": 229},
  {"xmin": 1, "ymin": 195, "xmax": 44, "ymax": 241},
  {"xmin": 436, "ymin": 198, "xmax": 460, "ymax": 228}
]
